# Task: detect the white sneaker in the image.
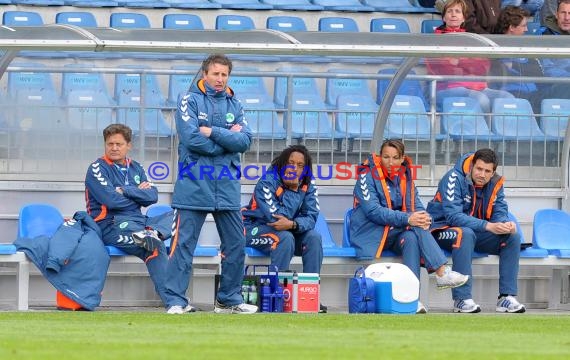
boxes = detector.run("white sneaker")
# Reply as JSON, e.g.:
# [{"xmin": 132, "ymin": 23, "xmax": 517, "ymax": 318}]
[
  {"xmin": 496, "ymin": 295, "xmax": 526, "ymax": 313},
  {"xmin": 166, "ymin": 304, "xmax": 196, "ymax": 314},
  {"xmin": 436, "ymin": 266, "xmax": 469, "ymax": 290},
  {"xmin": 214, "ymin": 300, "xmax": 258, "ymax": 314},
  {"xmin": 453, "ymin": 299, "xmax": 481, "ymax": 313},
  {"xmin": 416, "ymin": 301, "xmax": 427, "ymax": 314}
]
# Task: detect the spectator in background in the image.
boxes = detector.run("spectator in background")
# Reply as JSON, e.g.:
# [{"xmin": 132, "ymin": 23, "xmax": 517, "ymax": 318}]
[
  {"xmin": 491, "ymin": 6, "xmax": 546, "ymax": 111},
  {"xmin": 540, "ymin": 0, "xmax": 570, "ymax": 98},
  {"xmin": 427, "ymin": 0, "xmax": 514, "ymax": 114},
  {"xmin": 540, "ymin": 0, "xmax": 558, "ymax": 25},
  {"xmin": 501, "ymin": 0, "xmax": 544, "ymax": 16},
  {"xmin": 465, "ymin": 0, "xmax": 501, "ymax": 34}
]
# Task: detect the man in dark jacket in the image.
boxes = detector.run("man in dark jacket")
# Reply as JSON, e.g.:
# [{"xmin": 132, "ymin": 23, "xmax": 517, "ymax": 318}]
[
  {"xmin": 427, "ymin": 149, "xmax": 525, "ymax": 314},
  {"xmin": 540, "ymin": 0, "xmax": 570, "ymax": 98},
  {"xmin": 85, "ymin": 123, "xmax": 172, "ymax": 306},
  {"xmin": 164, "ymin": 54, "xmax": 256, "ymax": 315},
  {"xmin": 464, "ymin": 0, "xmax": 502, "ymax": 33}
]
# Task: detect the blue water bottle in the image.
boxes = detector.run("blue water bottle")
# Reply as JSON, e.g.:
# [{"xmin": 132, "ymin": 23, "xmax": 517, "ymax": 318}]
[{"xmin": 261, "ymin": 278, "xmax": 272, "ymax": 312}]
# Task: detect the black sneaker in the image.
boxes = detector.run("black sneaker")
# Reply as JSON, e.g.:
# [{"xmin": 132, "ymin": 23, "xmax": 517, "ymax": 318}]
[
  {"xmin": 132, "ymin": 229, "xmax": 161, "ymax": 252},
  {"xmin": 319, "ymin": 303, "xmax": 328, "ymax": 313}
]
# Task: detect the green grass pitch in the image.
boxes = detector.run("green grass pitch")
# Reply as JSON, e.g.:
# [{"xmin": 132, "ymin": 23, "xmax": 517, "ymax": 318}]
[{"xmin": 0, "ymin": 312, "xmax": 568, "ymax": 359}]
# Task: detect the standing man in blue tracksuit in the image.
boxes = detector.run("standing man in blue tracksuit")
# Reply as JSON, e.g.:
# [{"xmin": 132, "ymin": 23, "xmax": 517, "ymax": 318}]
[
  {"xmin": 85, "ymin": 123, "xmax": 171, "ymax": 306},
  {"xmin": 427, "ymin": 149, "xmax": 525, "ymax": 313},
  {"xmin": 164, "ymin": 54, "xmax": 257, "ymax": 315},
  {"xmin": 241, "ymin": 145, "xmax": 326, "ymax": 312}
]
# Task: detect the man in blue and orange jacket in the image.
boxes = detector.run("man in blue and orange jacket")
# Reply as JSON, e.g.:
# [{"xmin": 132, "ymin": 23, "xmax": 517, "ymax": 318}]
[{"xmin": 427, "ymin": 148, "xmax": 526, "ymax": 313}]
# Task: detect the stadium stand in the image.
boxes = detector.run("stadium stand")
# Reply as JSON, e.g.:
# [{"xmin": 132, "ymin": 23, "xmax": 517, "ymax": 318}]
[
  {"xmin": 421, "ymin": 19, "xmax": 443, "ymax": 33},
  {"xmin": 273, "ymin": 66, "xmax": 320, "ymax": 108},
  {"xmin": 325, "ymin": 68, "xmax": 375, "ymax": 108},
  {"xmin": 119, "ymin": 0, "xmax": 171, "ymax": 8},
  {"xmin": 286, "ymin": 93, "xmax": 343, "ymax": 141},
  {"xmin": 215, "ymin": 14, "xmax": 255, "ymax": 30},
  {"xmin": 7, "ymin": 62, "xmax": 57, "ymax": 97},
  {"xmin": 209, "ymin": 0, "xmax": 273, "ymax": 10},
  {"xmin": 110, "ymin": 12, "xmax": 151, "ymax": 28},
  {"xmin": 385, "ymin": 95, "xmax": 431, "ymax": 140},
  {"xmin": 362, "ymin": 0, "xmax": 438, "ymax": 13},
  {"xmin": 167, "ymin": 65, "xmax": 199, "ymax": 107},
  {"xmin": 377, "ymin": 68, "xmax": 428, "ymax": 110},
  {"xmin": 312, "ymin": 0, "xmax": 375, "ymax": 12},
  {"xmin": 440, "ymin": 97, "xmax": 497, "ymax": 140},
  {"xmin": 334, "ymin": 93, "xmax": 378, "ymax": 140},
  {"xmin": 260, "ymin": 0, "xmax": 324, "ymax": 11},
  {"xmin": 61, "ymin": 63, "xmax": 114, "ymax": 104},
  {"xmin": 161, "ymin": 0, "xmax": 221, "ymax": 9},
  {"xmin": 491, "ymin": 98, "xmax": 547, "ymax": 140},
  {"xmin": 2, "ymin": 10, "xmax": 43, "ymax": 26},
  {"xmin": 370, "ymin": 17, "xmax": 411, "ymax": 33}
]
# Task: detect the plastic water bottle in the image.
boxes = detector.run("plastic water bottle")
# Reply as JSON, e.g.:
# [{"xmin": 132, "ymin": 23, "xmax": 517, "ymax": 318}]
[
  {"xmin": 241, "ymin": 281, "xmax": 250, "ymax": 303},
  {"xmin": 249, "ymin": 281, "xmax": 258, "ymax": 306},
  {"xmin": 261, "ymin": 278, "xmax": 272, "ymax": 312}
]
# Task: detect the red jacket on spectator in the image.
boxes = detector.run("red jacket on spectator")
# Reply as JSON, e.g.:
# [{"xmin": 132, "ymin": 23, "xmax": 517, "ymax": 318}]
[{"xmin": 425, "ymin": 26, "xmax": 490, "ymax": 91}]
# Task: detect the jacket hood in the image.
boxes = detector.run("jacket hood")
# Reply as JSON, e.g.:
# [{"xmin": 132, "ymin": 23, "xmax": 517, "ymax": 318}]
[
  {"xmin": 544, "ymin": 15, "xmax": 570, "ymax": 35},
  {"xmin": 73, "ymin": 211, "xmax": 102, "ymax": 238},
  {"xmin": 191, "ymin": 79, "xmax": 235, "ymax": 98},
  {"xmin": 453, "ymin": 152, "xmax": 475, "ymax": 177}
]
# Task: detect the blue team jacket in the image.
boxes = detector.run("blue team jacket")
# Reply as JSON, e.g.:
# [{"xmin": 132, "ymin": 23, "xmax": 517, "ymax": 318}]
[
  {"xmin": 349, "ymin": 154, "xmax": 422, "ymax": 259},
  {"xmin": 426, "ymin": 153, "xmax": 508, "ymax": 231},
  {"xmin": 85, "ymin": 155, "xmax": 157, "ymax": 223},
  {"xmin": 14, "ymin": 211, "xmax": 110, "ymax": 310},
  {"xmin": 172, "ymin": 79, "xmax": 252, "ymax": 211},
  {"xmin": 241, "ymin": 167, "xmax": 320, "ymax": 232}
]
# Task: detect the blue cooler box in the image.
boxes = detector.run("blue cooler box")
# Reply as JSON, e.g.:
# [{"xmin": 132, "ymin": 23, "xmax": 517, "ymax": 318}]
[{"xmin": 365, "ymin": 263, "xmax": 419, "ymax": 314}]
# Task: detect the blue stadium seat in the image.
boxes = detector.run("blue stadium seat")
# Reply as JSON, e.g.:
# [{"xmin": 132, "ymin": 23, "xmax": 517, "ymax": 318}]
[
  {"xmin": 228, "ymin": 68, "xmax": 286, "ymax": 139},
  {"xmin": 508, "ymin": 212, "xmax": 548, "ymax": 258},
  {"xmin": 7, "ymin": 62, "xmax": 56, "ymax": 97},
  {"xmin": 312, "ymin": 0, "xmax": 374, "ymax": 11},
  {"xmin": 61, "ymin": 64, "xmax": 114, "ymax": 104},
  {"xmin": 266, "ymin": 16, "xmax": 307, "ymax": 32},
  {"xmin": 168, "ymin": 65, "xmax": 200, "ymax": 107},
  {"xmin": 491, "ymin": 98, "xmax": 547, "ymax": 140},
  {"xmin": 118, "ymin": 0, "xmax": 170, "ymax": 8},
  {"xmin": 0, "ymin": 0, "xmax": 12, "ymax": 4},
  {"xmin": 3, "ymin": 11, "xmax": 43, "ymax": 26},
  {"xmin": 335, "ymin": 94, "xmax": 378, "ymax": 139},
  {"xmin": 325, "ymin": 68, "xmax": 375, "ymax": 108},
  {"xmin": 318, "ymin": 17, "xmax": 359, "ymax": 32},
  {"xmin": 385, "ymin": 95, "xmax": 431, "ymax": 140},
  {"xmin": 533, "ymin": 209, "xmax": 570, "ymax": 258},
  {"xmin": 163, "ymin": 13, "xmax": 204, "ymax": 29},
  {"xmin": 65, "ymin": 90, "xmax": 114, "ymax": 132},
  {"xmin": 421, "ymin": 19, "xmax": 444, "ymax": 33},
  {"xmin": 363, "ymin": 0, "xmax": 438, "ymax": 13},
  {"xmin": 525, "ymin": 22, "xmax": 542, "ymax": 35},
  {"xmin": 441, "ymin": 97, "xmax": 497, "ymax": 140},
  {"xmin": 370, "ymin": 18, "xmax": 410, "ymax": 33},
  {"xmin": 11, "ymin": 0, "xmax": 64, "ymax": 6},
  {"xmin": 10, "ymin": 88, "xmax": 66, "ymax": 132},
  {"xmin": 115, "ymin": 66, "xmax": 172, "ymax": 137},
  {"xmin": 63, "ymin": 0, "xmax": 119, "ymax": 6},
  {"xmin": 274, "ymin": 66, "xmax": 320, "ymax": 108},
  {"xmin": 55, "ymin": 12, "xmax": 98, "ymax": 27},
  {"xmin": 162, "ymin": 0, "xmax": 221, "ymax": 8},
  {"xmin": 343, "ymin": 208, "xmax": 395, "ymax": 258},
  {"xmin": 540, "ymin": 98, "xmax": 570, "ymax": 138},
  {"xmin": 209, "ymin": 0, "xmax": 273, "ymax": 10},
  {"xmin": 215, "ymin": 14, "xmax": 255, "ymax": 30},
  {"xmin": 260, "ymin": 0, "xmax": 323, "ymax": 10},
  {"xmin": 18, "ymin": 204, "xmax": 64, "ymax": 239},
  {"xmin": 316, "ymin": 213, "xmax": 354, "ymax": 257},
  {"xmin": 377, "ymin": 68, "xmax": 427, "ymax": 109},
  {"xmin": 287, "ymin": 94, "xmax": 343, "ymax": 140},
  {"xmin": 110, "ymin": 12, "xmax": 151, "ymax": 28}
]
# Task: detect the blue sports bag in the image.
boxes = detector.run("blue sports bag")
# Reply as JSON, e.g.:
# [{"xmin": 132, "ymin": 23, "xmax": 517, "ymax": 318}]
[{"xmin": 348, "ymin": 266, "xmax": 375, "ymax": 313}]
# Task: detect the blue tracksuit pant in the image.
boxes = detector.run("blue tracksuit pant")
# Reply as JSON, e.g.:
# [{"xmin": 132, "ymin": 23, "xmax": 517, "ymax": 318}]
[
  {"xmin": 432, "ymin": 227, "xmax": 520, "ymax": 300},
  {"xmin": 245, "ymin": 225, "xmax": 323, "ymax": 273},
  {"xmin": 98, "ymin": 211, "xmax": 172, "ymax": 305},
  {"xmin": 385, "ymin": 227, "xmax": 448, "ymax": 280},
  {"xmin": 165, "ymin": 209, "xmax": 245, "ymax": 308}
]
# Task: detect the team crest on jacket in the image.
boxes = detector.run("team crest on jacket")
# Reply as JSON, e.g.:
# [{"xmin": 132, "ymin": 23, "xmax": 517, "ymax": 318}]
[
  {"xmin": 134, "ymin": 175, "xmax": 140, "ymax": 184},
  {"xmin": 225, "ymin": 113, "xmax": 235, "ymax": 123},
  {"xmin": 119, "ymin": 222, "xmax": 129, "ymax": 229},
  {"xmin": 251, "ymin": 227, "xmax": 258, "ymax": 236}
]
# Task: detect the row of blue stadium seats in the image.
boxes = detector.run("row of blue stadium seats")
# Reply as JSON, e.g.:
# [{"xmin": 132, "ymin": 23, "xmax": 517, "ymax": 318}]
[
  {"xmin": 0, "ymin": 0, "xmax": 436, "ymax": 13},
  {"xmin": 11, "ymin": 203, "xmax": 570, "ymax": 260},
  {"xmin": 3, "ymin": 10, "xmax": 444, "ymax": 33}
]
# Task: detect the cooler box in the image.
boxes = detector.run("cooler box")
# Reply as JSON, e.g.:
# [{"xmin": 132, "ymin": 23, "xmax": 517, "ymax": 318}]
[
  {"xmin": 365, "ymin": 263, "xmax": 419, "ymax": 314},
  {"xmin": 278, "ymin": 272, "xmax": 320, "ymax": 313}
]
